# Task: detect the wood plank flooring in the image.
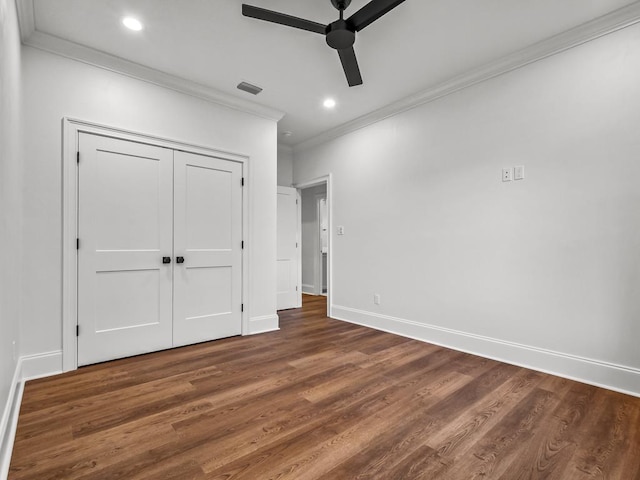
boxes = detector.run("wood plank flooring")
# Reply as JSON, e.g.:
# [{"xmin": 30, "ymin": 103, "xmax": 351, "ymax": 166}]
[{"xmin": 9, "ymin": 294, "xmax": 640, "ymax": 479}]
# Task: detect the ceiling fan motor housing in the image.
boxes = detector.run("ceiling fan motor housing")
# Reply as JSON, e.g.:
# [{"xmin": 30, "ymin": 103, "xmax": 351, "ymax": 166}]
[
  {"xmin": 326, "ymin": 20, "xmax": 356, "ymax": 50},
  {"xmin": 331, "ymin": 0, "xmax": 352, "ymax": 10}
]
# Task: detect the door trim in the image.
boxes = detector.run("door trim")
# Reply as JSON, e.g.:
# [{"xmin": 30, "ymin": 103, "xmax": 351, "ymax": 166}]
[
  {"xmin": 62, "ymin": 117, "xmax": 250, "ymax": 372},
  {"xmin": 293, "ymin": 174, "xmax": 332, "ymax": 317},
  {"xmin": 314, "ymin": 193, "xmax": 327, "ymax": 296},
  {"xmin": 297, "ymin": 189, "xmax": 302, "ymax": 308}
]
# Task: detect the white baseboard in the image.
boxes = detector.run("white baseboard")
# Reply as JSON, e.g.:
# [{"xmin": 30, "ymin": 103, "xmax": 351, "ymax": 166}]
[
  {"xmin": 301, "ymin": 284, "xmax": 316, "ymax": 294},
  {"xmin": 247, "ymin": 314, "xmax": 280, "ymax": 335},
  {"xmin": 21, "ymin": 351, "xmax": 63, "ymax": 381},
  {"xmin": 0, "ymin": 350, "xmax": 64, "ymax": 478},
  {"xmin": 0, "ymin": 359, "xmax": 23, "ymax": 480},
  {"xmin": 331, "ymin": 305, "xmax": 640, "ymax": 398}
]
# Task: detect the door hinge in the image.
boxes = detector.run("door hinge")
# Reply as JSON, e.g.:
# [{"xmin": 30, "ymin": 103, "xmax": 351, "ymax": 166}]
[
  {"xmin": 241, "ymin": 303, "xmax": 244, "ymax": 312},
  {"xmin": 296, "ymin": 199, "xmax": 298, "ymax": 205},
  {"xmin": 241, "ymin": 177, "xmax": 245, "ymax": 186},
  {"xmin": 76, "ymin": 325, "xmax": 79, "ymax": 336},
  {"xmin": 77, "ymin": 151, "xmax": 80, "ymax": 164},
  {"xmin": 296, "ymin": 242, "xmax": 298, "ymax": 248},
  {"xmin": 241, "ymin": 240, "xmax": 244, "ymax": 249},
  {"xmin": 296, "ymin": 286, "xmax": 298, "ymax": 291},
  {"xmin": 76, "ymin": 238, "xmax": 80, "ymax": 250}
]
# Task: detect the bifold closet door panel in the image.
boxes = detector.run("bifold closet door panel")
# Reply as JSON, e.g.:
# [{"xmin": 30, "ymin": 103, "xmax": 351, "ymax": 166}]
[
  {"xmin": 173, "ymin": 150, "xmax": 243, "ymax": 347},
  {"xmin": 77, "ymin": 133, "xmax": 174, "ymax": 366},
  {"xmin": 276, "ymin": 186, "xmax": 299, "ymax": 310}
]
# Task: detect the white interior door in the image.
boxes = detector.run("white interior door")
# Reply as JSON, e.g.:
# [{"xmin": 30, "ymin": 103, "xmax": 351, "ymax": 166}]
[
  {"xmin": 78, "ymin": 133, "xmax": 174, "ymax": 366},
  {"xmin": 277, "ymin": 186, "xmax": 300, "ymax": 309},
  {"xmin": 173, "ymin": 151, "xmax": 243, "ymax": 347}
]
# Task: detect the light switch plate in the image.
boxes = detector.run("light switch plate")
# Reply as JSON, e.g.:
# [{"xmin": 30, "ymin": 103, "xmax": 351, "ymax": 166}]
[{"xmin": 514, "ymin": 165, "xmax": 525, "ymax": 180}]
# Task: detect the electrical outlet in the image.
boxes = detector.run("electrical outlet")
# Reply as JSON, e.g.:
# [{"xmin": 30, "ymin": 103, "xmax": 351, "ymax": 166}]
[
  {"xmin": 374, "ymin": 294, "xmax": 381, "ymax": 305},
  {"xmin": 502, "ymin": 168, "xmax": 512, "ymax": 182},
  {"xmin": 337, "ymin": 226, "xmax": 345, "ymax": 235}
]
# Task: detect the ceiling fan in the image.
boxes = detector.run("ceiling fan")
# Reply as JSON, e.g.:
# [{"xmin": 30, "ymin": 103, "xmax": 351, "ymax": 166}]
[{"xmin": 242, "ymin": 0, "xmax": 406, "ymax": 87}]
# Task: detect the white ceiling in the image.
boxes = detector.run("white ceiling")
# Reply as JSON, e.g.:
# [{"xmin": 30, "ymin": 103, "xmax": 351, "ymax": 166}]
[{"xmin": 26, "ymin": 0, "xmax": 638, "ymax": 146}]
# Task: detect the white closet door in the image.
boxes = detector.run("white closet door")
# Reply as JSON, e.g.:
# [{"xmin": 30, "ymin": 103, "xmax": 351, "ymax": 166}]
[
  {"xmin": 173, "ymin": 151, "xmax": 242, "ymax": 347},
  {"xmin": 277, "ymin": 186, "xmax": 300, "ymax": 309},
  {"xmin": 78, "ymin": 133, "xmax": 174, "ymax": 366}
]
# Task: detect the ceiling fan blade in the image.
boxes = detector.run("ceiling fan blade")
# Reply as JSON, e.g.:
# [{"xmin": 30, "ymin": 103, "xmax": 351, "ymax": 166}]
[
  {"xmin": 338, "ymin": 47, "xmax": 363, "ymax": 87},
  {"xmin": 242, "ymin": 4, "xmax": 326, "ymax": 35},
  {"xmin": 346, "ymin": 0, "xmax": 405, "ymax": 32}
]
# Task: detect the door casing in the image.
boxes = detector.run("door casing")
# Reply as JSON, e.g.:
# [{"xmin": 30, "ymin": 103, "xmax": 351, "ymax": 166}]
[
  {"xmin": 314, "ymin": 193, "xmax": 328, "ymax": 296},
  {"xmin": 62, "ymin": 118, "xmax": 250, "ymax": 372},
  {"xmin": 294, "ymin": 175, "xmax": 333, "ymax": 317}
]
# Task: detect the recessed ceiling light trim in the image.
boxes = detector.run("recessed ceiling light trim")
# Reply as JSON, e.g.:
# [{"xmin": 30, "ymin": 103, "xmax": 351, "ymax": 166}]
[
  {"xmin": 323, "ymin": 98, "xmax": 336, "ymax": 109},
  {"xmin": 237, "ymin": 81, "xmax": 263, "ymax": 95},
  {"xmin": 122, "ymin": 17, "xmax": 143, "ymax": 31}
]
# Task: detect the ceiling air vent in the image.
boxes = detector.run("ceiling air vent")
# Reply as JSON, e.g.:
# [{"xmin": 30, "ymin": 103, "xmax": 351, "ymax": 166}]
[{"xmin": 237, "ymin": 81, "xmax": 263, "ymax": 95}]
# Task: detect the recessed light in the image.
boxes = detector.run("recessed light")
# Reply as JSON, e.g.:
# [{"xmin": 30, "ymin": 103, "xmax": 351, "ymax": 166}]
[
  {"xmin": 323, "ymin": 98, "xmax": 336, "ymax": 109},
  {"xmin": 122, "ymin": 17, "xmax": 143, "ymax": 31},
  {"xmin": 282, "ymin": 131, "xmax": 293, "ymax": 137}
]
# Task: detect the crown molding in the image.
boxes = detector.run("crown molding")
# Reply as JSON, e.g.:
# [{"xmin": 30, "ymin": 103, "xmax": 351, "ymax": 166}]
[
  {"xmin": 23, "ymin": 31, "xmax": 284, "ymax": 121},
  {"xmin": 15, "ymin": 1, "xmax": 284, "ymax": 122},
  {"xmin": 16, "ymin": 0, "xmax": 640, "ymax": 140},
  {"xmin": 294, "ymin": 2, "xmax": 640, "ymax": 153}
]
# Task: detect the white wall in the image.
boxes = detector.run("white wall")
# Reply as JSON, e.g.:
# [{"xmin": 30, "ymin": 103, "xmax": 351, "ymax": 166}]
[
  {"xmin": 20, "ymin": 47, "xmax": 279, "ymax": 365},
  {"xmin": 0, "ymin": 0, "xmax": 23, "ymax": 460},
  {"xmin": 301, "ymin": 185, "xmax": 326, "ymax": 293},
  {"xmin": 277, "ymin": 143, "xmax": 293, "ymax": 186},
  {"xmin": 294, "ymin": 23, "xmax": 640, "ymax": 395}
]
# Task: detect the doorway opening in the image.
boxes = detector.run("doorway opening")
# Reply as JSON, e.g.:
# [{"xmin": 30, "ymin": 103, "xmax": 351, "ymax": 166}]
[{"xmin": 297, "ymin": 179, "xmax": 330, "ymax": 313}]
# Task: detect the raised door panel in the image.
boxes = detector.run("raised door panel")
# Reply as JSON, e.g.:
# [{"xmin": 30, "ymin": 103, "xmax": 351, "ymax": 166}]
[
  {"xmin": 173, "ymin": 151, "xmax": 242, "ymax": 347},
  {"xmin": 77, "ymin": 133, "xmax": 173, "ymax": 366},
  {"xmin": 277, "ymin": 186, "xmax": 300, "ymax": 310}
]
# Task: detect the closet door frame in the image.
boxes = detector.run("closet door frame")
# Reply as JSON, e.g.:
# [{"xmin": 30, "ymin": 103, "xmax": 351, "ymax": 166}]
[{"xmin": 62, "ymin": 117, "xmax": 250, "ymax": 372}]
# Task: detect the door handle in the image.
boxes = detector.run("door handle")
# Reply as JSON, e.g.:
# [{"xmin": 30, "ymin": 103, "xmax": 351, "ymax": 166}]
[
  {"xmin": 176, "ymin": 256, "xmax": 185, "ymax": 264},
  {"xmin": 162, "ymin": 256, "xmax": 171, "ymax": 264}
]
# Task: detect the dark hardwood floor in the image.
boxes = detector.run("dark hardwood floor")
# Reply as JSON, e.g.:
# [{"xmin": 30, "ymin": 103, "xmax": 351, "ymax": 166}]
[{"xmin": 9, "ymin": 295, "xmax": 640, "ymax": 479}]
